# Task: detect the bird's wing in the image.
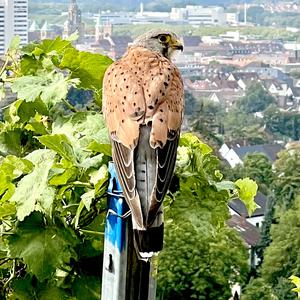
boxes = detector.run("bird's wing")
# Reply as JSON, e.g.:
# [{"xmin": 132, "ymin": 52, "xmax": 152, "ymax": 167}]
[{"xmin": 103, "ymin": 47, "xmax": 184, "ymax": 229}]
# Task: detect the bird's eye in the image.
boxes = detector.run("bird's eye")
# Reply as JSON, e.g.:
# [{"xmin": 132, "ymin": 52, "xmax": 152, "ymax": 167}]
[{"xmin": 158, "ymin": 35, "xmax": 170, "ymax": 43}]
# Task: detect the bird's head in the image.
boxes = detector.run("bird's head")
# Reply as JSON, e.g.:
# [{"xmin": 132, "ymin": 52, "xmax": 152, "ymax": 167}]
[{"xmin": 132, "ymin": 29, "xmax": 183, "ymax": 59}]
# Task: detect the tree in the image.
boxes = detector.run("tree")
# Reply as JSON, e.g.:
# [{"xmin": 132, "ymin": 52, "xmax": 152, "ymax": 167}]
[
  {"xmin": 191, "ymin": 99, "xmax": 225, "ymax": 147},
  {"xmin": 244, "ymin": 148, "xmax": 300, "ymax": 299},
  {"xmin": 264, "ymin": 105, "xmax": 300, "ymax": 141},
  {"xmin": 223, "ymin": 108, "xmax": 268, "ymax": 145},
  {"xmin": 157, "ymin": 134, "xmax": 257, "ymax": 299},
  {"xmin": 237, "ymin": 82, "xmax": 276, "ymax": 114},
  {"xmin": 272, "ymin": 148, "xmax": 300, "ymax": 210},
  {"xmin": 226, "ymin": 153, "xmax": 274, "ymax": 195},
  {"xmin": 246, "ymin": 6, "xmax": 267, "ymax": 25},
  {"xmin": 260, "ymin": 197, "xmax": 300, "ymax": 299}
]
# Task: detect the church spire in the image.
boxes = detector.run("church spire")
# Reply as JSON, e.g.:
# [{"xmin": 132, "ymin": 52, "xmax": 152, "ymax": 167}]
[{"xmin": 63, "ymin": 0, "xmax": 85, "ymax": 43}]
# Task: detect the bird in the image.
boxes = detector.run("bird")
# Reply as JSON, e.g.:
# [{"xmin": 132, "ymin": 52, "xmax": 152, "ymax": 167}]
[{"xmin": 102, "ymin": 29, "xmax": 184, "ymax": 258}]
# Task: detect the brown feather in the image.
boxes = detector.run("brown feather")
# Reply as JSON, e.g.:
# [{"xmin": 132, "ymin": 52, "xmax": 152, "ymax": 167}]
[{"xmin": 103, "ymin": 46, "xmax": 184, "ymax": 233}]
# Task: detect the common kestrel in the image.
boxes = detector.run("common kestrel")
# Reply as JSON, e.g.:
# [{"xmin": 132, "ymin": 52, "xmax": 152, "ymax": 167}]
[{"xmin": 103, "ymin": 30, "xmax": 184, "ymax": 258}]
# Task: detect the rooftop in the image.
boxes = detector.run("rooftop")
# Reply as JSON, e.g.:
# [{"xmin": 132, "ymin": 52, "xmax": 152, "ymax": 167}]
[
  {"xmin": 227, "ymin": 214, "xmax": 261, "ymax": 247},
  {"xmin": 232, "ymin": 144, "xmax": 283, "ymax": 162},
  {"xmin": 229, "ymin": 192, "xmax": 267, "ymax": 218}
]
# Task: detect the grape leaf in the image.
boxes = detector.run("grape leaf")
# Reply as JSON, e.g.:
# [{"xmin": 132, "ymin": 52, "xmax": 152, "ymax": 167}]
[
  {"xmin": 7, "ymin": 212, "xmax": 77, "ymax": 281},
  {"xmin": 79, "ymin": 154, "xmax": 104, "ymax": 169},
  {"xmin": 87, "ymin": 140, "xmax": 112, "ymax": 157},
  {"xmin": 52, "ymin": 112, "xmax": 110, "ymax": 162},
  {"xmin": 4, "ymin": 99, "xmax": 48, "ymax": 124},
  {"xmin": 32, "ymin": 36, "xmax": 73, "ymax": 56},
  {"xmin": 180, "ymin": 133, "xmax": 213, "ymax": 155},
  {"xmin": 11, "ymin": 72, "xmax": 78, "ymax": 106},
  {"xmin": 290, "ymin": 275, "xmax": 300, "ymax": 297},
  {"xmin": 12, "ymin": 149, "xmax": 56, "ymax": 221},
  {"xmin": 9, "ymin": 36, "xmax": 20, "ymax": 51},
  {"xmin": 37, "ymin": 134, "xmax": 77, "ymax": 164},
  {"xmin": 72, "ymin": 274, "xmax": 101, "ymax": 300},
  {"xmin": 235, "ymin": 178, "xmax": 258, "ymax": 216},
  {"xmin": 81, "ymin": 190, "xmax": 94, "ymax": 211},
  {"xmin": 214, "ymin": 180, "xmax": 236, "ymax": 192},
  {"xmin": 0, "ymin": 155, "xmax": 33, "ymax": 180},
  {"xmin": 0, "ymin": 202, "xmax": 16, "ymax": 219},
  {"xmin": 49, "ymin": 167, "xmax": 77, "ymax": 186},
  {"xmin": 0, "ymin": 128, "xmax": 23, "ymax": 156},
  {"xmin": 60, "ymin": 48, "xmax": 113, "ymax": 90}
]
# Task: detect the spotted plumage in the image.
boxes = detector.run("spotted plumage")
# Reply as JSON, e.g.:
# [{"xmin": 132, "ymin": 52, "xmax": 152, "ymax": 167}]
[{"xmin": 103, "ymin": 30, "xmax": 184, "ymax": 257}]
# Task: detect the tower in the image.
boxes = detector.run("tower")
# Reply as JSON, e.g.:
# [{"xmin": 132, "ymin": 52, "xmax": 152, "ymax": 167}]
[
  {"xmin": 95, "ymin": 17, "xmax": 113, "ymax": 43},
  {"xmin": 63, "ymin": 0, "xmax": 85, "ymax": 43}
]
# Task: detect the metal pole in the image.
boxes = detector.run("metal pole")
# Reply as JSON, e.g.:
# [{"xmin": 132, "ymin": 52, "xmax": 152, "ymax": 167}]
[{"xmin": 101, "ymin": 162, "xmax": 156, "ymax": 300}]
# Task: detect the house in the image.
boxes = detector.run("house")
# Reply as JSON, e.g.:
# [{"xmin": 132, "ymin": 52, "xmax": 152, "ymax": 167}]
[
  {"xmin": 228, "ymin": 192, "xmax": 267, "ymax": 228},
  {"xmin": 227, "ymin": 192, "xmax": 267, "ymax": 270},
  {"xmin": 227, "ymin": 214, "xmax": 261, "ymax": 268},
  {"xmin": 93, "ymin": 35, "xmax": 133, "ymax": 59},
  {"xmin": 182, "ymin": 35, "xmax": 202, "ymax": 53},
  {"xmin": 227, "ymin": 72, "xmax": 259, "ymax": 90},
  {"xmin": 243, "ymin": 61, "xmax": 289, "ymax": 82},
  {"xmin": 219, "ymin": 143, "xmax": 283, "ymax": 168}
]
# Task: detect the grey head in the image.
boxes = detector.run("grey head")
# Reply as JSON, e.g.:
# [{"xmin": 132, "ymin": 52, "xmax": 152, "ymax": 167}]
[{"xmin": 132, "ymin": 29, "xmax": 183, "ymax": 59}]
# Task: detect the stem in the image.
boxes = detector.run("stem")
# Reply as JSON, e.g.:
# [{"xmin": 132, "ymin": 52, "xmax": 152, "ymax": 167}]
[
  {"xmin": 79, "ymin": 229, "xmax": 104, "ymax": 236},
  {"xmin": 3, "ymin": 259, "xmax": 16, "ymax": 289},
  {"xmin": 0, "ymin": 56, "xmax": 9, "ymax": 77},
  {"xmin": 62, "ymin": 98, "xmax": 77, "ymax": 113},
  {"xmin": 0, "ymin": 259, "xmax": 10, "ymax": 267}
]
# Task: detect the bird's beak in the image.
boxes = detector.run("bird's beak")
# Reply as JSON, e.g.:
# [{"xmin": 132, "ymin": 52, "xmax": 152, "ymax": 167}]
[{"xmin": 170, "ymin": 38, "xmax": 184, "ymax": 52}]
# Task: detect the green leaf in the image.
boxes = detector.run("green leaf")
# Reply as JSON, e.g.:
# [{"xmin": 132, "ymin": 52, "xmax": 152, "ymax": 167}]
[
  {"xmin": 49, "ymin": 167, "xmax": 77, "ymax": 186},
  {"xmin": 9, "ymin": 36, "xmax": 20, "ymax": 51},
  {"xmin": 12, "ymin": 149, "xmax": 56, "ymax": 221},
  {"xmin": 290, "ymin": 275, "xmax": 300, "ymax": 287},
  {"xmin": 73, "ymin": 275, "xmax": 101, "ymax": 300},
  {"xmin": 0, "ymin": 202, "xmax": 16, "ymax": 219},
  {"xmin": 4, "ymin": 99, "xmax": 48, "ymax": 124},
  {"xmin": 79, "ymin": 154, "xmax": 104, "ymax": 169},
  {"xmin": 9, "ymin": 275, "xmax": 35, "ymax": 300},
  {"xmin": 60, "ymin": 47, "xmax": 113, "ymax": 90},
  {"xmin": 32, "ymin": 36, "xmax": 73, "ymax": 56},
  {"xmin": 7, "ymin": 212, "xmax": 77, "ymax": 281},
  {"xmin": 0, "ymin": 171, "xmax": 14, "ymax": 198},
  {"xmin": 90, "ymin": 165, "xmax": 109, "ymax": 195},
  {"xmin": 87, "ymin": 140, "xmax": 112, "ymax": 157},
  {"xmin": 11, "ymin": 72, "xmax": 78, "ymax": 106},
  {"xmin": 214, "ymin": 181, "xmax": 236, "ymax": 192},
  {"xmin": 180, "ymin": 133, "xmax": 213, "ymax": 155},
  {"xmin": 52, "ymin": 112, "xmax": 110, "ymax": 163},
  {"xmin": 0, "ymin": 128, "xmax": 23, "ymax": 156},
  {"xmin": 38, "ymin": 286, "xmax": 66, "ymax": 300},
  {"xmin": 290, "ymin": 275, "xmax": 300, "ymax": 297},
  {"xmin": 81, "ymin": 189, "xmax": 94, "ymax": 211},
  {"xmin": 37, "ymin": 134, "xmax": 77, "ymax": 164},
  {"xmin": 0, "ymin": 155, "xmax": 33, "ymax": 180},
  {"xmin": 235, "ymin": 178, "xmax": 258, "ymax": 216}
]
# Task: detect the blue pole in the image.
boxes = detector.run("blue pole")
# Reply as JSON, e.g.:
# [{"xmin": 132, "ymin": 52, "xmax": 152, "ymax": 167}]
[
  {"xmin": 101, "ymin": 162, "xmax": 156, "ymax": 300},
  {"xmin": 101, "ymin": 162, "xmax": 130, "ymax": 300}
]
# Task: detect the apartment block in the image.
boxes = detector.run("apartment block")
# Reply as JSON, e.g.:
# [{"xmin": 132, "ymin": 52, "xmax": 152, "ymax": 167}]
[{"xmin": 0, "ymin": 0, "xmax": 28, "ymax": 55}]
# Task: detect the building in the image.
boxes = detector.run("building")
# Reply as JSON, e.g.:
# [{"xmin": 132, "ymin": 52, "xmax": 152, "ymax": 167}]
[
  {"xmin": 63, "ymin": 0, "xmax": 84, "ymax": 43},
  {"xmin": 170, "ymin": 5, "xmax": 226, "ymax": 25},
  {"xmin": 0, "ymin": 0, "xmax": 28, "ymax": 55},
  {"xmin": 219, "ymin": 143, "xmax": 283, "ymax": 168}
]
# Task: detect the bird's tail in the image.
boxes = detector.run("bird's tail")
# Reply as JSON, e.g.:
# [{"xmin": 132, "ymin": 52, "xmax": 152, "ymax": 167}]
[
  {"xmin": 132, "ymin": 208, "xmax": 164, "ymax": 260},
  {"xmin": 132, "ymin": 125, "xmax": 165, "ymax": 259}
]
